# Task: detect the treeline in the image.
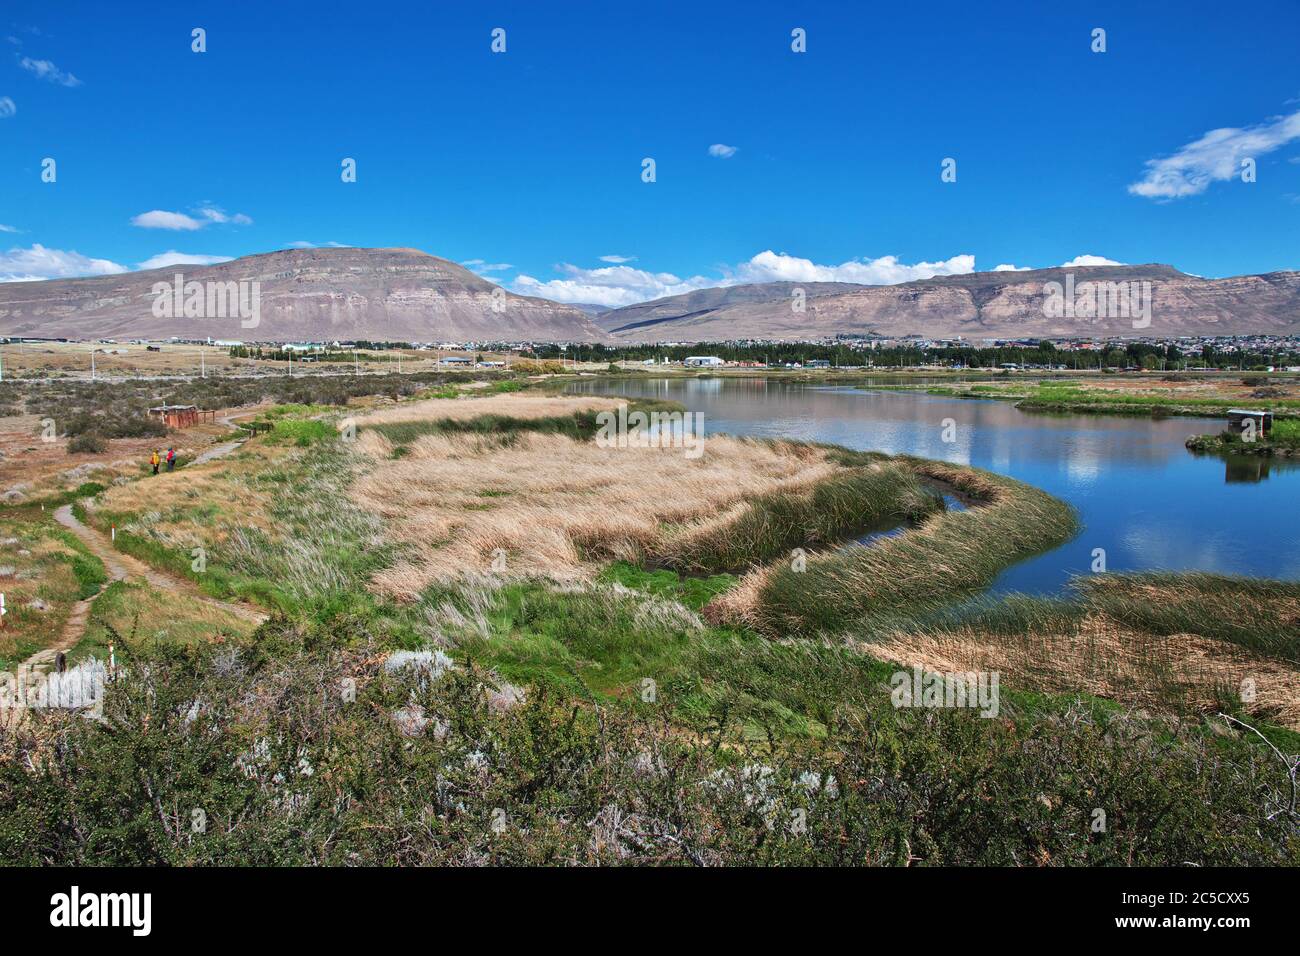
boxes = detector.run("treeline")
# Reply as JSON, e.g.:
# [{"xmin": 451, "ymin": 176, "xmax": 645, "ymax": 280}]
[{"xmin": 528, "ymin": 341, "xmax": 1300, "ymax": 370}]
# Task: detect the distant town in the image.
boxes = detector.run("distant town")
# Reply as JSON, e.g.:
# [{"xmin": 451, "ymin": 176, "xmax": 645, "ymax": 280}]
[{"xmin": 6, "ymin": 333, "xmax": 1298, "ymax": 374}]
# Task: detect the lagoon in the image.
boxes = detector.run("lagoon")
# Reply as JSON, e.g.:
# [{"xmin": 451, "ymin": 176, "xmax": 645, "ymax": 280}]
[{"xmin": 569, "ymin": 376, "xmax": 1300, "ymax": 593}]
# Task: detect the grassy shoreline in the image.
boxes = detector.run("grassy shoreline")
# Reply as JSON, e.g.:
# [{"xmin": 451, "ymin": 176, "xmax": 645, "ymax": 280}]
[
  {"xmin": 6, "ymin": 389, "xmax": 1298, "ymax": 865},
  {"xmin": 862, "ymin": 380, "xmax": 1300, "ymax": 420}
]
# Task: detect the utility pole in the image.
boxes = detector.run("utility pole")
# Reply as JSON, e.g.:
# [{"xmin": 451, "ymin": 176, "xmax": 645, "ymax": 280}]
[
  {"xmin": 201, "ymin": 347, "xmax": 206, "ymax": 378},
  {"xmin": 91, "ymin": 347, "xmax": 96, "ymax": 381}
]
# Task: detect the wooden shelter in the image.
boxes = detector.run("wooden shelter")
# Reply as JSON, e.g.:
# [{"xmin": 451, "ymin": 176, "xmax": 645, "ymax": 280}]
[
  {"xmin": 148, "ymin": 404, "xmax": 216, "ymax": 429},
  {"xmin": 1226, "ymin": 409, "xmax": 1273, "ymax": 436}
]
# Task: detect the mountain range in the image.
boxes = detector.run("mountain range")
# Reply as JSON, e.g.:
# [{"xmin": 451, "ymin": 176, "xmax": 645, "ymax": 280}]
[
  {"xmin": 595, "ymin": 265, "xmax": 1300, "ymax": 341},
  {"xmin": 2, "ymin": 248, "xmax": 1298, "ymax": 343},
  {"xmin": 0, "ymin": 248, "xmax": 603, "ymax": 343}
]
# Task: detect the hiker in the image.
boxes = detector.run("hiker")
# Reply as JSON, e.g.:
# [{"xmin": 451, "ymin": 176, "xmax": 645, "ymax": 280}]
[
  {"xmin": 150, "ymin": 449, "xmax": 160, "ymax": 475},
  {"xmin": 166, "ymin": 447, "xmax": 176, "ymax": 471}
]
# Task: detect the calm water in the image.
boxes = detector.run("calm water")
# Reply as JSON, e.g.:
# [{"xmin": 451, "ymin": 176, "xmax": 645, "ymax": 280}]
[{"xmin": 569, "ymin": 376, "xmax": 1300, "ymax": 594}]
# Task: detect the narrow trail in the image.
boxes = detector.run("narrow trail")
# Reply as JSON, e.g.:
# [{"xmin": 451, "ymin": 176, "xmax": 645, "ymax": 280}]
[
  {"xmin": 5, "ymin": 416, "xmax": 267, "ymax": 725},
  {"xmin": 18, "ymin": 498, "xmax": 267, "ymax": 687},
  {"xmin": 51, "ymin": 504, "xmax": 266, "ymax": 626}
]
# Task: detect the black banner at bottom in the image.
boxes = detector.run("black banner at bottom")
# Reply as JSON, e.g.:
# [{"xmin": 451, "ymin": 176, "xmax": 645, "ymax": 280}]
[{"xmin": 0, "ymin": 866, "xmax": 1277, "ymax": 942}]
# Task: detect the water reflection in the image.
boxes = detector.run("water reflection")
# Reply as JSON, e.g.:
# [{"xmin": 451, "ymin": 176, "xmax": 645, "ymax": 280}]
[{"xmin": 569, "ymin": 377, "xmax": 1300, "ymax": 592}]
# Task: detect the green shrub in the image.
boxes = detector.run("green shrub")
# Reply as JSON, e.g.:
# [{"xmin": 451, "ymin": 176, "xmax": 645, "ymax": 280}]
[{"xmin": 67, "ymin": 432, "xmax": 107, "ymax": 454}]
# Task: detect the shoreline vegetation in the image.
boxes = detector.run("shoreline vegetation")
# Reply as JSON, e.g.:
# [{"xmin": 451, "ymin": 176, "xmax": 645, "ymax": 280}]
[
  {"xmin": 854, "ymin": 376, "xmax": 1300, "ymax": 420},
  {"xmin": 1185, "ymin": 419, "xmax": 1300, "ymax": 458},
  {"xmin": 2, "ymin": 379, "xmax": 1298, "ymax": 864}
]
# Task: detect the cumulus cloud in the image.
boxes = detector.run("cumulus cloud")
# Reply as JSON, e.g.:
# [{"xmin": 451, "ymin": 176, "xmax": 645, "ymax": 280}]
[
  {"xmin": 132, "ymin": 205, "xmax": 252, "ymax": 230},
  {"xmin": 1129, "ymin": 108, "xmax": 1300, "ymax": 199},
  {"xmin": 732, "ymin": 250, "xmax": 976, "ymax": 285},
  {"xmin": 513, "ymin": 263, "xmax": 716, "ymax": 308},
  {"xmin": 18, "ymin": 56, "xmax": 80, "ymax": 87},
  {"xmin": 513, "ymin": 251, "xmax": 981, "ymax": 307},
  {"xmin": 0, "ymin": 244, "xmax": 127, "ymax": 282},
  {"xmin": 137, "ymin": 251, "xmax": 234, "ymax": 271},
  {"xmin": 131, "ymin": 210, "xmax": 203, "ymax": 231},
  {"xmin": 513, "ymin": 250, "xmax": 1139, "ymax": 307},
  {"xmin": 707, "ymin": 144, "xmax": 738, "ymax": 158},
  {"xmin": 1060, "ymin": 254, "xmax": 1123, "ymax": 267},
  {"xmin": 0, "ymin": 97, "xmax": 15, "ymax": 118}
]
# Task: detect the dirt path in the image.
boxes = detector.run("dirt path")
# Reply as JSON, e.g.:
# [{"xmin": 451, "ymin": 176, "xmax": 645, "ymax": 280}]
[{"xmin": 50, "ymin": 503, "xmax": 267, "ymax": 631}]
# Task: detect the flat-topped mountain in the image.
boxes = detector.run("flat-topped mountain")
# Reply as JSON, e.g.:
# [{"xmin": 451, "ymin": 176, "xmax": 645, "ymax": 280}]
[
  {"xmin": 0, "ymin": 247, "xmax": 604, "ymax": 343},
  {"xmin": 596, "ymin": 265, "xmax": 1300, "ymax": 341}
]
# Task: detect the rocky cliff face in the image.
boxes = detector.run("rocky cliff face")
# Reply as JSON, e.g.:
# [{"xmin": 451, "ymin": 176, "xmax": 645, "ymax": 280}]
[
  {"xmin": 597, "ymin": 266, "xmax": 1300, "ymax": 341},
  {"xmin": 0, "ymin": 247, "xmax": 604, "ymax": 343}
]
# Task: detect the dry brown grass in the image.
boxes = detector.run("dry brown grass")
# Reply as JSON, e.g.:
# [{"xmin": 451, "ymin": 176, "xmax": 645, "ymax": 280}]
[
  {"xmin": 350, "ymin": 428, "xmax": 838, "ymax": 598},
  {"xmin": 350, "ymin": 393, "xmax": 625, "ymax": 428},
  {"xmin": 856, "ymin": 616, "xmax": 1300, "ymax": 729},
  {"xmin": 93, "ymin": 441, "xmax": 285, "ymax": 552}
]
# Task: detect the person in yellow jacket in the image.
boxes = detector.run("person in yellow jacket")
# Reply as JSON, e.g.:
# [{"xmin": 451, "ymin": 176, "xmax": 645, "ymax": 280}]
[{"xmin": 150, "ymin": 450, "xmax": 160, "ymax": 475}]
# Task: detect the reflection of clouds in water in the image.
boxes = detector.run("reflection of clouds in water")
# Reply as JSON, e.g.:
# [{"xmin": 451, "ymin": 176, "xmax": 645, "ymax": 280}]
[
  {"xmin": 1064, "ymin": 444, "xmax": 1101, "ymax": 485},
  {"xmin": 571, "ymin": 377, "xmax": 1300, "ymax": 587},
  {"xmin": 1120, "ymin": 525, "xmax": 1241, "ymax": 573}
]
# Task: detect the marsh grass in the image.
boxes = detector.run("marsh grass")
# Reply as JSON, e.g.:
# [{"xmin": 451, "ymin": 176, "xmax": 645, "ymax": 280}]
[
  {"xmin": 708, "ymin": 460, "xmax": 1078, "ymax": 634},
  {"xmin": 847, "ymin": 573, "xmax": 1300, "ymax": 729},
  {"xmin": 350, "ymin": 427, "xmax": 856, "ymax": 596},
  {"xmin": 652, "ymin": 460, "xmax": 942, "ymax": 574},
  {"xmin": 1074, "ymin": 572, "xmax": 1300, "ymax": 661}
]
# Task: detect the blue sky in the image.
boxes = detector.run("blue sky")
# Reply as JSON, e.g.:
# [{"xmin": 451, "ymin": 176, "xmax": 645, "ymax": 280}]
[{"xmin": 2, "ymin": 0, "xmax": 1299, "ymax": 305}]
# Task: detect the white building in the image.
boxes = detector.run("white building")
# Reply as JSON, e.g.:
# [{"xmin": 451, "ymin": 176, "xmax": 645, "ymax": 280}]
[{"xmin": 684, "ymin": 355, "xmax": 724, "ymax": 367}]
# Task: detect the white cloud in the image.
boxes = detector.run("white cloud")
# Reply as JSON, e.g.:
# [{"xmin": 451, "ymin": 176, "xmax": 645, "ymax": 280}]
[
  {"xmin": 1129, "ymin": 108, "xmax": 1300, "ymax": 199},
  {"xmin": 137, "ymin": 251, "xmax": 234, "ymax": 271},
  {"xmin": 132, "ymin": 206, "xmax": 252, "ymax": 230},
  {"xmin": 599, "ymin": 254, "xmax": 636, "ymax": 263},
  {"xmin": 197, "ymin": 206, "xmax": 252, "ymax": 225},
  {"xmin": 708, "ymin": 143, "xmax": 738, "ymax": 159},
  {"xmin": 287, "ymin": 240, "xmax": 347, "ymax": 249},
  {"xmin": 0, "ymin": 224, "xmax": 18, "ymax": 233},
  {"xmin": 287, "ymin": 240, "xmax": 316, "ymax": 249},
  {"xmin": 1060, "ymin": 254, "xmax": 1123, "ymax": 267},
  {"xmin": 462, "ymin": 258, "xmax": 512, "ymax": 274},
  {"xmin": 513, "ymin": 251, "xmax": 980, "ymax": 307},
  {"xmin": 18, "ymin": 56, "xmax": 81, "ymax": 87},
  {"xmin": 0, "ymin": 244, "xmax": 127, "ymax": 282},
  {"xmin": 513, "ymin": 251, "xmax": 1141, "ymax": 307},
  {"xmin": 733, "ymin": 250, "xmax": 976, "ymax": 285},
  {"xmin": 513, "ymin": 263, "xmax": 715, "ymax": 308},
  {"xmin": 0, "ymin": 97, "xmax": 15, "ymax": 118},
  {"xmin": 132, "ymin": 210, "xmax": 203, "ymax": 231}
]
